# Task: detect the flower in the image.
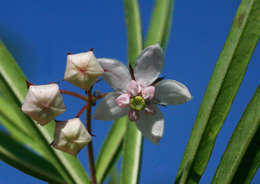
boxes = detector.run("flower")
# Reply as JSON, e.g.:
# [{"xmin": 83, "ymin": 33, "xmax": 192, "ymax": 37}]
[
  {"xmin": 51, "ymin": 118, "xmax": 92, "ymax": 156},
  {"xmin": 21, "ymin": 83, "xmax": 66, "ymax": 126},
  {"xmin": 64, "ymin": 50, "xmax": 104, "ymax": 90},
  {"xmin": 94, "ymin": 44, "xmax": 192, "ymax": 144}
]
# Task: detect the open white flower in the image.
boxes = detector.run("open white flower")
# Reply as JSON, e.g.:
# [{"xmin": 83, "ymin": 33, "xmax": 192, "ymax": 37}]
[
  {"xmin": 52, "ymin": 118, "xmax": 92, "ymax": 156},
  {"xmin": 21, "ymin": 83, "xmax": 66, "ymax": 126},
  {"xmin": 64, "ymin": 50, "xmax": 104, "ymax": 90},
  {"xmin": 94, "ymin": 44, "xmax": 192, "ymax": 144}
]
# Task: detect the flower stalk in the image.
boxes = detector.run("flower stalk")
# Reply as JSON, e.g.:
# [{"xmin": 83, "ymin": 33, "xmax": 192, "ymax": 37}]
[
  {"xmin": 86, "ymin": 88, "xmax": 97, "ymax": 184},
  {"xmin": 60, "ymin": 89, "xmax": 89, "ymax": 102},
  {"xmin": 75, "ymin": 105, "xmax": 87, "ymax": 118}
]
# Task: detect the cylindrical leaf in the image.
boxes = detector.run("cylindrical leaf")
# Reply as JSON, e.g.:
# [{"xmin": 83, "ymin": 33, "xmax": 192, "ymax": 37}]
[
  {"xmin": 95, "ymin": 117, "xmax": 127, "ymax": 183},
  {"xmin": 0, "ymin": 131, "xmax": 65, "ymax": 184},
  {"xmin": 175, "ymin": 0, "xmax": 260, "ymax": 183},
  {"xmin": 145, "ymin": 0, "xmax": 173, "ymax": 49},
  {"xmin": 120, "ymin": 0, "xmax": 143, "ymax": 184},
  {"xmin": 212, "ymin": 86, "xmax": 260, "ymax": 184}
]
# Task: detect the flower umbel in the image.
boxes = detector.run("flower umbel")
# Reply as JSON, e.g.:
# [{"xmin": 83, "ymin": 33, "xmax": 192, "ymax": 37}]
[
  {"xmin": 94, "ymin": 44, "xmax": 192, "ymax": 144},
  {"xmin": 21, "ymin": 49, "xmax": 105, "ymax": 157},
  {"xmin": 21, "ymin": 83, "xmax": 66, "ymax": 125}
]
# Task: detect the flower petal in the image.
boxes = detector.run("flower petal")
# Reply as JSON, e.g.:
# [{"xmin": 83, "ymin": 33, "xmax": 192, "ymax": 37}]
[
  {"xmin": 94, "ymin": 92, "xmax": 129, "ymax": 120},
  {"xmin": 97, "ymin": 58, "xmax": 131, "ymax": 91},
  {"xmin": 154, "ymin": 80, "xmax": 192, "ymax": 105},
  {"xmin": 134, "ymin": 44, "xmax": 164, "ymax": 86},
  {"xmin": 136, "ymin": 106, "xmax": 164, "ymax": 144}
]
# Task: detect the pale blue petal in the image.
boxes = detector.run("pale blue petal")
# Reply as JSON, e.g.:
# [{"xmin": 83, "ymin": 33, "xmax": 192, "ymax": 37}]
[
  {"xmin": 134, "ymin": 44, "xmax": 164, "ymax": 86},
  {"xmin": 94, "ymin": 92, "xmax": 129, "ymax": 120},
  {"xmin": 155, "ymin": 80, "xmax": 192, "ymax": 105},
  {"xmin": 98, "ymin": 58, "xmax": 131, "ymax": 91},
  {"xmin": 135, "ymin": 106, "xmax": 164, "ymax": 144}
]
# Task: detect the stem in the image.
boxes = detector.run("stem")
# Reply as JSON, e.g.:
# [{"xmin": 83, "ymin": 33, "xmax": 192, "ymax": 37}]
[
  {"xmin": 86, "ymin": 89, "xmax": 97, "ymax": 184},
  {"xmin": 95, "ymin": 93, "xmax": 107, "ymax": 100},
  {"xmin": 75, "ymin": 105, "xmax": 87, "ymax": 118},
  {"xmin": 60, "ymin": 89, "xmax": 89, "ymax": 101}
]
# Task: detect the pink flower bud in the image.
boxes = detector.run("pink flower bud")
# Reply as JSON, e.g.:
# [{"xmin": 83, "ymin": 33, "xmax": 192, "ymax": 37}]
[
  {"xmin": 21, "ymin": 83, "xmax": 66, "ymax": 125},
  {"xmin": 64, "ymin": 51, "xmax": 104, "ymax": 90},
  {"xmin": 52, "ymin": 118, "xmax": 92, "ymax": 156}
]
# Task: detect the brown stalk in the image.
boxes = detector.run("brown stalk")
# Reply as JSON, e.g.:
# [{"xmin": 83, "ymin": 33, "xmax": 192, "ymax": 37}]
[{"xmin": 86, "ymin": 89, "xmax": 97, "ymax": 184}]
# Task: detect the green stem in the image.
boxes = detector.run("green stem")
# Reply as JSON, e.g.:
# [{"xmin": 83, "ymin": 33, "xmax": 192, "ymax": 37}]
[{"xmin": 120, "ymin": 1, "xmax": 143, "ymax": 184}]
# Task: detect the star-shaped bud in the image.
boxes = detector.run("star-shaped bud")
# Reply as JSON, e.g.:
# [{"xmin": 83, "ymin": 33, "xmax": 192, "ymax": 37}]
[
  {"xmin": 51, "ymin": 118, "xmax": 92, "ymax": 156},
  {"xmin": 21, "ymin": 83, "xmax": 66, "ymax": 126},
  {"xmin": 64, "ymin": 50, "xmax": 104, "ymax": 90}
]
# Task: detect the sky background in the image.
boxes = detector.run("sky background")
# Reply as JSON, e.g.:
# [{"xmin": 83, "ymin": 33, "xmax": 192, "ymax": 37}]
[{"xmin": 0, "ymin": 0, "xmax": 259, "ymax": 183}]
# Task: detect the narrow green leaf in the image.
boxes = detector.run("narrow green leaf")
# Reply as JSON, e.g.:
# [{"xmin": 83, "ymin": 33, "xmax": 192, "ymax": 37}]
[
  {"xmin": 238, "ymin": 140, "xmax": 260, "ymax": 184},
  {"xmin": 0, "ymin": 109, "xmax": 38, "ymax": 151},
  {"xmin": 120, "ymin": 123, "xmax": 143, "ymax": 184},
  {"xmin": 102, "ymin": 142, "xmax": 123, "ymax": 182},
  {"xmin": 0, "ymin": 75, "xmax": 19, "ymax": 104},
  {"xmin": 175, "ymin": 0, "xmax": 260, "ymax": 183},
  {"xmin": 0, "ymin": 41, "xmax": 90, "ymax": 184},
  {"xmin": 239, "ymin": 147, "xmax": 260, "ymax": 184},
  {"xmin": 145, "ymin": 0, "xmax": 173, "ymax": 49},
  {"xmin": 0, "ymin": 96, "xmax": 37, "ymax": 139},
  {"xmin": 0, "ymin": 41, "xmax": 27, "ymax": 103},
  {"xmin": 123, "ymin": 0, "xmax": 143, "ymax": 66},
  {"xmin": 95, "ymin": 116, "xmax": 127, "ymax": 183},
  {"xmin": 108, "ymin": 168, "xmax": 119, "ymax": 184},
  {"xmin": 161, "ymin": 0, "xmax": 174, "ymax": 50},
  {"xmin": 120, "ymin": 0, "xmax": 143, "ymax": 183},
  {"xmin": 211, "ymin": 86, "xmax": 260, "ymax": 184},
  {"xmin": 0, "ymin": 131, "xmax": 65, "ymax": 184}
]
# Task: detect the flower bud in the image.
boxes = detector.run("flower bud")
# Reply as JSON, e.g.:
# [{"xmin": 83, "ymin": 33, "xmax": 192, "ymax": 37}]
[
  {"xmin": 21, "ymin": 83, "xmax": 66, "ymax": 125},
  {"xmin": 52, "ymin": 118, "xmax": 92, "ymax": 156},
  {"xmin": 64, "ymin": 51, "xmax": 104, "ymax": 90}
]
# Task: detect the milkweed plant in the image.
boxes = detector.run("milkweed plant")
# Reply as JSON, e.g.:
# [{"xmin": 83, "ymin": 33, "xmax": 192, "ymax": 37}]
[{"xmin": 0, "ymin": 0, "xmax": 259, "ymax": 184}]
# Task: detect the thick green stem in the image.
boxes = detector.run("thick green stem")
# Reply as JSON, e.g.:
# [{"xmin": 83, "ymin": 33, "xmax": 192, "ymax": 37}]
[{"xmin": 120, "ymin": 1, "xmax": 143, "ymax": 184}]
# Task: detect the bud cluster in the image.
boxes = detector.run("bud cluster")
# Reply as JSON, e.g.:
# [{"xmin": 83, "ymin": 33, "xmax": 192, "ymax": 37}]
[{"xmin": 22, "ymin": 49, "xmax": 104, "ymax": 155}]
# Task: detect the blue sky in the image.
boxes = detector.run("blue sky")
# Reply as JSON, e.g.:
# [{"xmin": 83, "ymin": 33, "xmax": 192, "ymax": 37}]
[{"xmin": 0, "ymin": 0, "xmax": 259, "ymax": 183}]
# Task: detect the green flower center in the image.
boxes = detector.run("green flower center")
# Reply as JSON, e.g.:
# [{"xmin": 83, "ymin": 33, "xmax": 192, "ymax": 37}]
[{"xmin": 130, "ymin": 96, "xmax": 146, "ymax": 111}]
